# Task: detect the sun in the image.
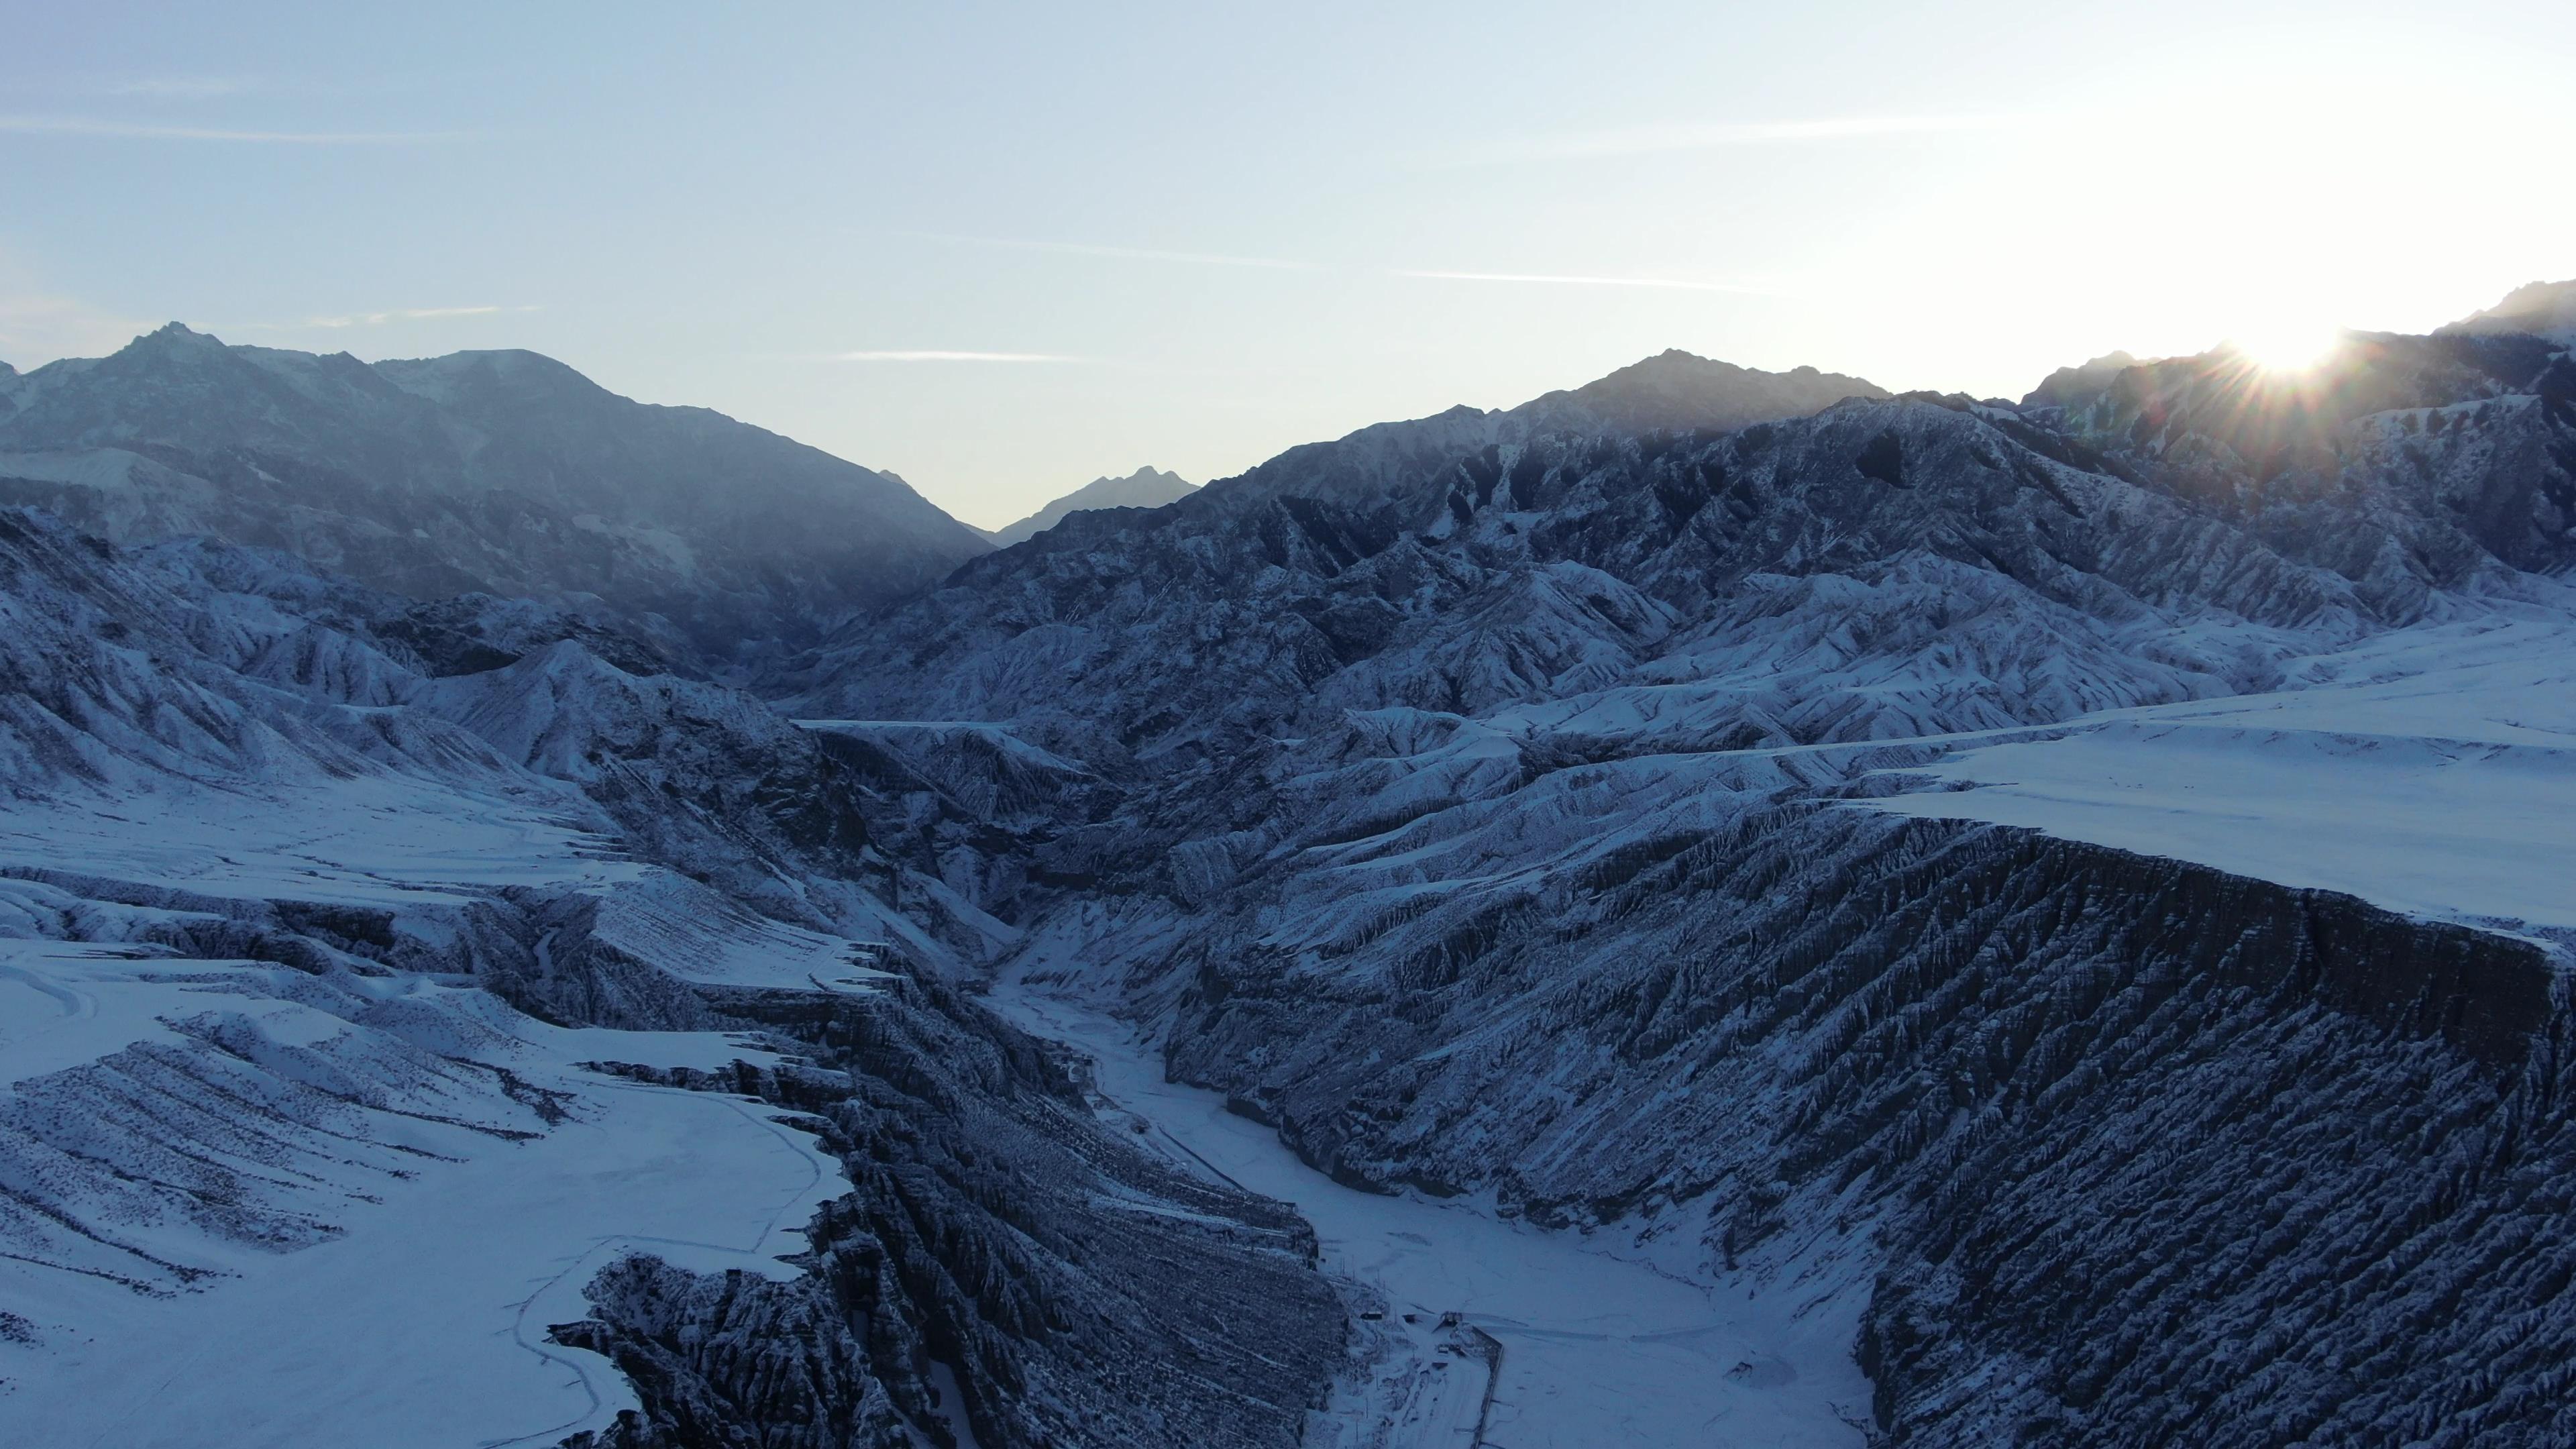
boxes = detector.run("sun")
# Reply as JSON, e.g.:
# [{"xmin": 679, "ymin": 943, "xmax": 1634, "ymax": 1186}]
[{"xmin": 2227, "ymin": 319, "xmax": 2345, "ymax": 374}]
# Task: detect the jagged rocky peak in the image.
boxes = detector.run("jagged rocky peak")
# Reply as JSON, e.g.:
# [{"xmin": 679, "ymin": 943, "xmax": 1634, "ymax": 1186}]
[
  {"xmin": 989, "ymin": 464, "xmax": 1200, "ymax": 545},
  {"xmin": 2440, "ymin": 277, "xmax": 2576, "ymax": 346}
]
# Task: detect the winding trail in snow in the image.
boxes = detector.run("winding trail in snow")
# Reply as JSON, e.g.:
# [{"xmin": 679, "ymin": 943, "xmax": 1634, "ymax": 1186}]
[
  {"xmin": 987, "ymin": 975, "xmax": 1874, "ymax": 1449},
  {"xmin": 0, "ymin": 959, "xmax": 95, "ymax": 1018},
  {"xmin": 481, "ymin": 1075, "xmax": 841, "ymax": 1449}
]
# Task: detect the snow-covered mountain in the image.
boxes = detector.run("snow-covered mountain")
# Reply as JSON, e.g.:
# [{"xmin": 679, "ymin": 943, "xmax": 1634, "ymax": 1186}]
[
  {"xmin": 988, "ymin": 465, "xmax": 1199, "ymax": 545},
  {"xmin": 786, "ymin": 302, "xmax": 2576, "ymax": 1444},
  {"xmin": 5, "ymin": 290, "xmax": 2576, "ymax": 1447},
  {"xmin": 0, "ymin": 325, "xmax": 993, "ymax": 677}
]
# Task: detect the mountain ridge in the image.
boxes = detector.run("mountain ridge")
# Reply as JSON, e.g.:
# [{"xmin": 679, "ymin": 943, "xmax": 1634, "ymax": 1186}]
[{"xmin": 2440, "ymin": 277, "xmax": 2576, "ymax": 345}]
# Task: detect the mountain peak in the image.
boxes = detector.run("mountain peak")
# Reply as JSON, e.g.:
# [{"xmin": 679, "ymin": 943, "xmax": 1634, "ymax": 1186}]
[
  {"xmin": 2439, "ymin": 278, "xmax": 2576, "ymax": 345},
  {"xmin": 1519, "ymin": 350, "xmax": 1888, "ymax": 435},
  {"xmin": 372, "ymin": 347, "xmax": 606, "ymax": 407},
  {"xmin": 115, "ymin": 322, "xmax": 237, "ymax": 364},
  {"xmin": 989, "ymin": 466, "xmax": 1201, "ymax": 546}
]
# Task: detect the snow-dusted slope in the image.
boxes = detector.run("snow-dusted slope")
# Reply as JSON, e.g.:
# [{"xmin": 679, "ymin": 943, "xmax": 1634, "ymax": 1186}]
[{"xmin": 988, "ymin": 466, "xmax": 1199, "ymax": 546}]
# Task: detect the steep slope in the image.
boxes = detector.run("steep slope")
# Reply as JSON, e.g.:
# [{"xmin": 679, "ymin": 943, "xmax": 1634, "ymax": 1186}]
[
  {"xmin": 0, "ymin": 325, "xmax": 992, "ymax": 674},
  {"xmin": 989, "ymin": 465, "xmax": 1198, "ymax": 545}
]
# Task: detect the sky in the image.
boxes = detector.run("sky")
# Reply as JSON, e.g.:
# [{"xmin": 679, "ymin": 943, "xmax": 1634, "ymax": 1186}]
[{"xmin": 3, "ymin": 1, "xmax": 2571, "ymax": 529}]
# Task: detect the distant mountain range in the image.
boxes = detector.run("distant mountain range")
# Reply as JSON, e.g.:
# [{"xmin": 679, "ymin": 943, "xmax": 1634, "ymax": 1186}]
[
  {"xmin": 0, "ymin": 324, "xmax": 993, "ymax": 677},
  {"xmin": 987, "ymin": 466, "xmax": 1199, "ymax": 545}
]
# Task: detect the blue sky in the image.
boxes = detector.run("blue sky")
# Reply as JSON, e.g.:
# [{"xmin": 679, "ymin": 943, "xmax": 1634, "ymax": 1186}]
[{"xmin": 5, "ymin": 1, "xmax": 2571, "ymax": 525}]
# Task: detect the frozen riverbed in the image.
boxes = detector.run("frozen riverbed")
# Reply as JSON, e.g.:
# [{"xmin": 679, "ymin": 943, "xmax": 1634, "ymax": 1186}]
[{"xmin": 989, "ymin": 978, "xmax": 1872, "ymax": 1448}]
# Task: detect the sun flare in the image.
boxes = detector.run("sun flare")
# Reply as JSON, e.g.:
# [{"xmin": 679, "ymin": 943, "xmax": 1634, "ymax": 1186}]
[{"xmin": 2228, "ymin": 319, "xmax": 2345, "ymax": 374}]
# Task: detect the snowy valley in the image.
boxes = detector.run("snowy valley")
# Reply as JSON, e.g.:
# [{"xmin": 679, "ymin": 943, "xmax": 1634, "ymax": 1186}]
[{"xmin": 3, "ymin": 280, "xmax": 2575, "ymax": 1446}]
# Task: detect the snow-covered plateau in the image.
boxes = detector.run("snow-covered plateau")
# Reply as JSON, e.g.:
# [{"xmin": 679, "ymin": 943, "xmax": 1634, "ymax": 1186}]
[
  {"xmin": 1868, "ymin": 592, "xmax": 2576, "ymax": 939},
  {"xmin": 5, "ymin": 289, "xmax": 2576, "ymax": 1445}
]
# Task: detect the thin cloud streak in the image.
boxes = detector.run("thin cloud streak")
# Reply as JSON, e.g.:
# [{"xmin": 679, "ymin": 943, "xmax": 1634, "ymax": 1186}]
[
  {"xmin": 244, "ymin": 305, "xmax": 538, "ymax": 331},
  {"xmin": 1446, "ymin": 113, "xmax": 2024, "ymax": 164},
  {"xmin": 1397, "ymin": 269, "xmax": 1774, "ymax": 295},
  {"xmin": 0, "ymin": 115, "xmax": 470, "ymax": 144},
  {"xmin": 828, "ymin": 350, "xmax": 1091, "ymax": 363},
  {"xmin": 0, "ymin": 294, "xmax": 154, "ymax": 364},
  {"xmin": 106, "ymin": 77, "xmax": 261, "ymax": 99},
  {"xmin": 902, "ymin": 231, "xmax": 1322, "ymax": 272}
]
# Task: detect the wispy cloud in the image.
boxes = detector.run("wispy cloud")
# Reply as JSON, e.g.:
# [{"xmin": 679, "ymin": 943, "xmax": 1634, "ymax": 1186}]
[
  {"xmin": 311, "ymin": 305, "xmax": 533, "ymax": 329},
  {"xmin": 827, "ymin": 350, "xmax": 1090, "ymax": 363},
  {"xmin": 0, "ymin": 115, "xmax": 469, "ymax": 144},
  {"xmin": 1396, "ymin": 269, "xmax": 1774, "ymax": 295},
  {"xmin": 1441, "ymin": 113, "xmax": 2023, "ymax": 164},
  {"xmin": 105, "ymin": 76, "xmax": 261, "ymax": 100},
  {"xmin": 901, "ymin": 231, "xmax": 1322, "ymax": 272},
  {"xmin": 241, "ymin": 305, "xmax": 537, "ymax": 331},
  {"xmin": 0, "ymin": 294, "xmax": 153, "ymax": 366}
]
